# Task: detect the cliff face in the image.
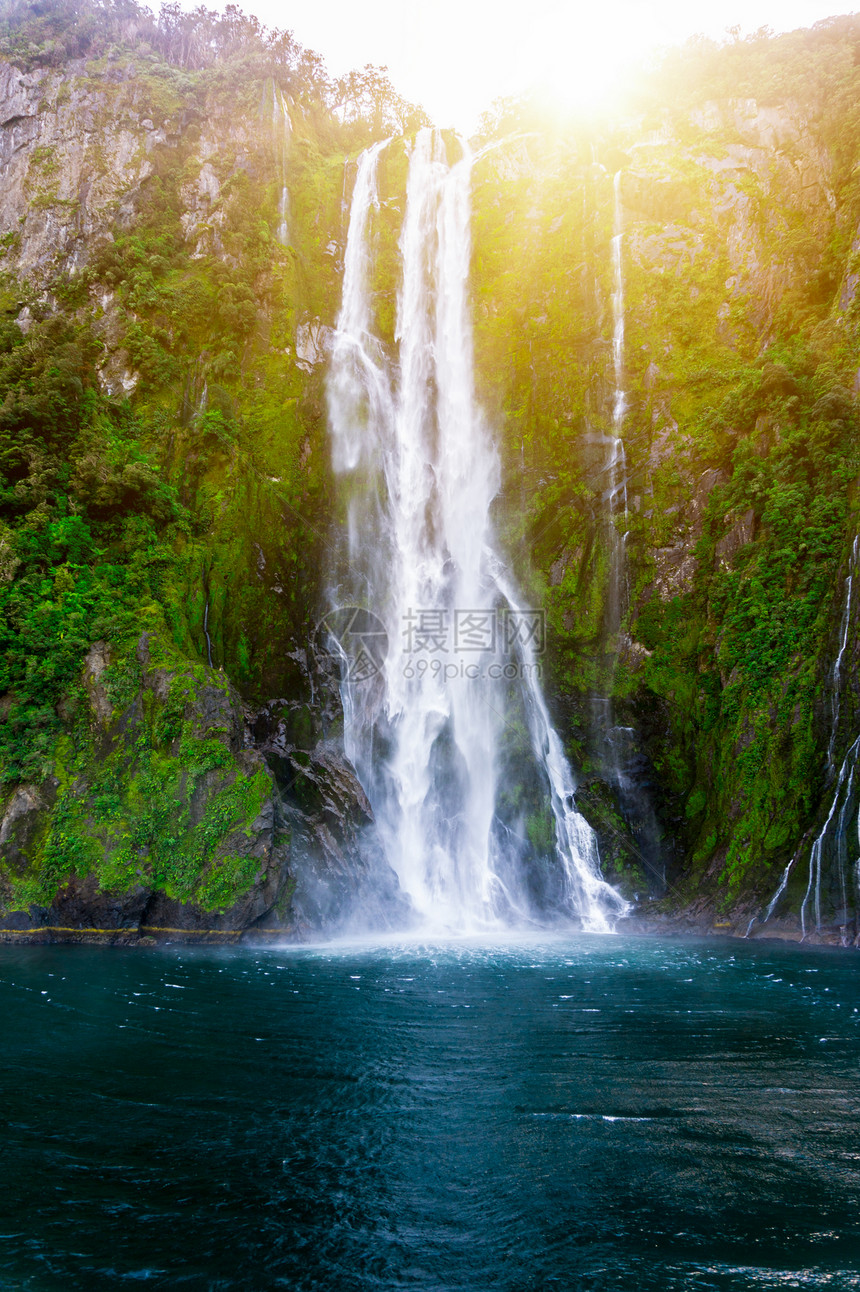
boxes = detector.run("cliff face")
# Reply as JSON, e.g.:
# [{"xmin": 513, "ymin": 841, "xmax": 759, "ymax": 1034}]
[
  {"xmin": 0, "ymin": 33, "xmax": 405, "ymax": 941},
  {"xmin": 470, "ymin": 24, "xmax": 860, "ymax": 940},
  {"xmin": 1, "ymin": 58, "xmax": 160, "ymax": 289},
  {"xmin": 2, "ymin": 14, "xmax": 860, "ymax": 941}
]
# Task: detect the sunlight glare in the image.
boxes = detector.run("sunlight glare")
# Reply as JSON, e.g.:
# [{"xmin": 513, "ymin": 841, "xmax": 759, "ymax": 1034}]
[{"xmin": 524, "ymin": 2, "xmax": 664, "ymax": 115}]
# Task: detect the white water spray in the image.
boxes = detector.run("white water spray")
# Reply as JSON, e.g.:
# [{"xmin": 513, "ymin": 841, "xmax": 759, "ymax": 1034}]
[
  {"xmin": 326, "ymin": 131, "xmax": 627, "ymax": 933},
  {"xmin": 273, "ymin": 85, "xmax": 291, "ymax": 245},
  {"xmin": 590, "ymin": 168, "xmax": 637, "ymax": 828},
  {"xmin": 610, "ymin": 172, "xmax": 627, "ymax": 445}
]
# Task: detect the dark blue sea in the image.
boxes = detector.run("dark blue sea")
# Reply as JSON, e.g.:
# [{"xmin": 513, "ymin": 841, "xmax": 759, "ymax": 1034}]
[{"xmin": 1, "ymin": 935, "xmax": 859, "ymax": 1290}]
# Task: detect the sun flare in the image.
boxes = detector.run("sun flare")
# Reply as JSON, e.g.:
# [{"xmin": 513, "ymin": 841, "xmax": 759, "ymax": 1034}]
[{"xmin": 521, "ymin": 3, "xmax": 646, "ymax": 115}]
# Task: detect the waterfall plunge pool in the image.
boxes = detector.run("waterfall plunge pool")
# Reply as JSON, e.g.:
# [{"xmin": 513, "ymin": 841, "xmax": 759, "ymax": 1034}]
[{"xmin": 1, "ymin": 935, "xmax": 859, "ymax": 1290}]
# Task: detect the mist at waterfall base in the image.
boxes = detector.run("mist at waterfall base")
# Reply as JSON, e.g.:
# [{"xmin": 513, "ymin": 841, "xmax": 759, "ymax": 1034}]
[
  {"xmin": 3, "ymin": 937, "xmax": 860, "ymax": 1290},
  {"xmin": 325, "ymin": 130, "xmax": 626, "ymax": 936}
]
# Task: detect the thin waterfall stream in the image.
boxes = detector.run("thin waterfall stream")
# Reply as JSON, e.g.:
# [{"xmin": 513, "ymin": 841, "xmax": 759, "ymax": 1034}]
[
  {"xmin": 586, "ymin": 168, "xmax": 662, "ymax": 891},
  {"xmin": 760, "ymin": 535, "xmax": 860, "ymax": 939},
  {"xmin": 598, "ymin": 168, "xmax": 630, "ymax": 748},
  {"xmin": 273, "ymin": 84, "xmax": 291, "ymax": 245},
  {"xmin": 609, "ymin": 169, "xmax": 629, "ymax": 535},
  {"xmin": 326, "ymin": 131, "xmax": 627, "ymax": 933}
]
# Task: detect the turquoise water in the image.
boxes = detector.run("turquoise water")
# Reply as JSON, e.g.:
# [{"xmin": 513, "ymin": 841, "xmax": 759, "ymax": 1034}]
[{"xmin": 1, "ymin": 935, "xmax": 859, "ymax": 1290}]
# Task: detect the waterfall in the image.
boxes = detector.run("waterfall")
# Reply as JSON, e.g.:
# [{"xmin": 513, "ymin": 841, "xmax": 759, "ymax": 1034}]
[
  {"xmin": 800, "ymin": 736, "xmax": 860, "ymax": 938},
  {"xmin": 828, "ymin": 534, "xmax": 859, "ymax": 769},
  {"xmin": 588, "ymin": 170, "xmax": 630, "ymax": 713},
  {"xmin": 760, "ymin": 537, "xmax": 860, "ymax": 939},
  {"xmin": 606, "ymin": 169, "xmax": 629, "ymax": 635},
  {"xmin": 325, "ymin": 129, "xmax": 627, "ymax": 934},
  {"xmin": 578, "ymin": 166, "xmax": 664, "ymax": 896},
  {"xmin": 203, "ymin": 596, "xmax": 213, "ymax": 669},
  {"xmin": 273, "ymin": 85, "xmax": 291, "ymax": 245}
]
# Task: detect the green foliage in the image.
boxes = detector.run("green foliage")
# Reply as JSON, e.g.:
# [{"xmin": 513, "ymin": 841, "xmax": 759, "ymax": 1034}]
[
  {"xmin": 0, "ymin": 312, "xmax": 190, "ymax": 783},
  {"xmin": 629, "ymin": 344, "xmax": 858, "ymax": 894},
  {"xmin": 5, "ymin": 4, "xmax": 860, "ymax": 921},
  {"xmin": 3, "ymin": 637, "xmax": 272, "ymax": 912},
  {"xmin": 472, "ymin": 23, "xmax": 860, "ymax": 907},
  {"xmin": 0, "ymin": 0, "xmax": 427, "ymax": 135},
  {"xmin": 525, "ymin": 805, "xmax": 555, "ymax": 855},
  {"xmin": 333, "ymin": 64, "xmax": 430, "ymax": 143}
]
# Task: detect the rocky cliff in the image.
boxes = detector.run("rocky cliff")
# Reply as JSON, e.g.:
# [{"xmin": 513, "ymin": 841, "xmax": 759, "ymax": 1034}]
[
  {"xmin": 2, "ymin": 4, "xmax": 860, "ymax": 943},
  {"xmin": 0, "ymin": 1, "xmax": 414, "ymax": 942},
  {"xmin": 470, "ymin": 19, "xmax": 860, "ymax": 943}
]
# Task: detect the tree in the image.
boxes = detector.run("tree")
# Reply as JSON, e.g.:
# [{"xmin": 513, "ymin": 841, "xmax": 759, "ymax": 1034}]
[{"xmin": 334, "ymin": 64, "xmax": 430, "ymax": 139}]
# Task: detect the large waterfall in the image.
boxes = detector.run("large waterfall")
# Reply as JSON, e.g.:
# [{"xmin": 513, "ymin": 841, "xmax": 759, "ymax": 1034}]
[{"xmin": 325, "ymin": 129, "xmax": 627, "ymax": 934}]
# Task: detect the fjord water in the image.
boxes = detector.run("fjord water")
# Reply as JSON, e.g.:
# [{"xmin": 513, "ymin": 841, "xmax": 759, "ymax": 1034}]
[
  {"xmin": 2, "ymin": 937, "xmax": 860, "ymax": 1290},
  {"xmin": 327, "ymin": 130, "xmax": 624, "ymax": 932}
]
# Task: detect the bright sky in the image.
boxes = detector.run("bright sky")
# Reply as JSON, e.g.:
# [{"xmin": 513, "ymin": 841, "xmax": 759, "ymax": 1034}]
[{"xmin": 241, "ymin": 1, "xmax": 854, "ymax": 129}]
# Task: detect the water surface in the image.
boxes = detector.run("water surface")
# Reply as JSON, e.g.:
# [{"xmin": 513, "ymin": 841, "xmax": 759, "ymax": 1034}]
[{"xmin": 1, "ymin": 935, "xmax": 859, "ymax": 1290}]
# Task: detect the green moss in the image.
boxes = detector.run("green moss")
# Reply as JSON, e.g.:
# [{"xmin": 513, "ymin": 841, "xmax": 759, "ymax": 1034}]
[
  {"xmin": 195, "ymin": 851, "xmax": 261, "ymax": 912},
  {"xmin": 0, "ymin": 625, "xmax": 273, "ymax": 914}
]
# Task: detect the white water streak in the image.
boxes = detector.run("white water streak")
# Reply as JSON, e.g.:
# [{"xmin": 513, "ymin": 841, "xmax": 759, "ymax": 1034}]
[
  {"xmin": 493, "ymin": 561, "xmax": 625, "ymax": 932},
  {"xmin": 801, "ymin": 735, "xmax": 860, "ymax": 936},
  {"xmin": 828, "ymin": 535, "xmax": 859, "ymax": 768},
  {"xmin": 764, "ymin": 538, "xmax": 860, "ymax": 932},
  {"xmin": 605, "ymin": 171, "xmax": 629, "ymax": 633},
  {"xmin": 763, "ymin": 854, "xmax": 795, "ymax": 924},
  {"xmin": 611, "ymin": 170, "xmax": 626, "ymax": 442},
  {"xmin": 273, "ymin": 87, "xmax": 291, "ymax": 245},
  {"xmin": 327, "ymin": 130, "xmax": 626, "ymax": 933}
]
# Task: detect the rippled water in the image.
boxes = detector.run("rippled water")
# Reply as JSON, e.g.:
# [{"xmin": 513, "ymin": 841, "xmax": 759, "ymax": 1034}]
[{"xmin": 1, "ymin": 935, "xmax": 859, "ymax": 1290}]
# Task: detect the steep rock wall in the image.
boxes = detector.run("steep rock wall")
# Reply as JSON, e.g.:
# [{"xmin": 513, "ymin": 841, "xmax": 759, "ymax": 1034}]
[
  {"xmin": 0, "ymin": 45, "xmax": 402, "ymax": 940},
  {"xmin": 5, "ymin": 17, "xmax": 860, "ymax": 940},
  {"xmin": 471, "ymin": 78, "xmax": 860, "ymax": 940}
]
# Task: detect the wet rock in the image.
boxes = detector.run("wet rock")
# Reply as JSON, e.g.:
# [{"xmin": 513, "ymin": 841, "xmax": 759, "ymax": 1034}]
[
  {"xmin": 295, "ymin": 318, "xmax": 334, "ymax": 371},
  {"xmin": 684, "ymin": 468, "xmax": 728, "ymax": 542},
  {"xmin": 652, "ymin": 544, "xmax": 698, "ymax": 601},
  {"xmin": 0, "ymin": 630, "xmax": 303, "ymax": 941},
  {"xmin": 715, "ymin": 508, "xmax": 756, "ymax": 569},
  {"xmin": 549, "ymin": 554, "xmax": 567, "ymax": 587},
  {"xmin": 618, "ymin": 636, "xmax": 652, "ymax": 673},
  {"xmin": 623, "ymin": 171, "xmax": 697, "ymax": 223},
  {"xmin": 252, "ymin": 711, "xmax": 409, "ymax": 935},
  {"xmin": 0, "ymin": 779, "xmax": 57, "ymax": 873},
  {"xmin": 83, "ymin": 641, "xmax": 113, "ymax": 726}
]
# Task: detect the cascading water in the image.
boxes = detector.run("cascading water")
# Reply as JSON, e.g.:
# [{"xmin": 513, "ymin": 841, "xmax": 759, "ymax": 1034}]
[
  {"xmin": 608, "ymin": 171, "xmax": 629, "ymax": 548},
  {"xmin": 599, "ymin": 170, "xmax": 630, "ymax": 688},
  {"xmin": 326, "ymin": 130, "xmax": 627, "ymax": 933},
  {"xmin": 272, "ymin": 85, "xmax": 291, "ymax": 245},
  {"xmin": 760, "ymin": 536, "xmax": 860, "ymax": 941},
  {"xmin": 827, "ymin": 534, "xmax": 858, "ymax": 769},
  {"xmin": 586, "ymin": 169, "xmax": 663, "ymax": 889},
  {"xmin": 589, "ymin": 168, "xmax": 630, "ymax": 731}
]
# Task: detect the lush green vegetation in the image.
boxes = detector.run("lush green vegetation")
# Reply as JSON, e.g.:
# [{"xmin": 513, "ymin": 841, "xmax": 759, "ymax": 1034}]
[
  {"xmin": 0, "ymin": 312, "xmax": 184, "ymax": 782},
  {"xmin": 3, "ymin": 4, "xmax": 860, "ymax": 922},
  {"xmin": 9, "ymin": 631, "xmax": 272, "ymax": 912},
  {"xmin": 0, "ymin": 0, "xmax": 425, "ymax": 915},
  {"xmin": 471, "ymin": 18, "xmax": 860, "ymax": 909}
]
